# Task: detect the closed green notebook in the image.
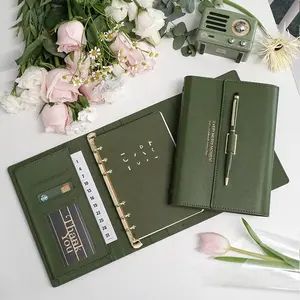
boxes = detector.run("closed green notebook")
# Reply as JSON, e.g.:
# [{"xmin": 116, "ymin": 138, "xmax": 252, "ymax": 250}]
[
  {"xmin": 8, "ymin": 71, "xmax": 288, "ymax": 286},
  {"xmin": 170, "ymin": 76, "xmax": 285, "ymax": 216}
]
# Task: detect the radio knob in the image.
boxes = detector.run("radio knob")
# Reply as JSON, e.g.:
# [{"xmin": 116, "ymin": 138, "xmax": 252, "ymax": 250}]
[
  {"xmin": 228, "ymin": 38, "xmax": 235, "ymax": 44},
  {"xmin": 240, "ymin": 41, "xmax": 247, "ymax": 47}
]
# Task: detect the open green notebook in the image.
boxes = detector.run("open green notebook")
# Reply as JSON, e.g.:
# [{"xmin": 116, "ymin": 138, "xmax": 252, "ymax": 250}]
[{"xmin": 8, "ymin": 71, "xmax": 288, "ymax": 286}]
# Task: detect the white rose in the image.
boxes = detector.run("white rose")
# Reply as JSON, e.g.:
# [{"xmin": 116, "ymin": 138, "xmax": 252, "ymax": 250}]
[
  {"xmin": 136, "ymin": 0, "xmax": 154, "ymax": 8},
  {"xmin": 105, "ymin": 0, "xmax": 128, "ymax": 23},
  {"xmin": 20, "ymin": 89, "xmax": 42, "ymax": 106},
  {"xmin": 134, "ymin": 8, "xmax": 165, "ymax": 45},
  {"xmin": 15, "ymin": 66, "xmax": 47, "ymax": 91},
  {"xmin": 127, "ymin": 2, "xmax": 138, "ymax": 21},
  {"xmin": 0, "ymin": 94, "xmax": 26, "ymax": 114}
]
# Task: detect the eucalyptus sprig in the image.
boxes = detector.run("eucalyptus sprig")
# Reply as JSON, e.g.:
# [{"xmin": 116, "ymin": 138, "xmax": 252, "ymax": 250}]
[{"xmin": 156, "ymin": 0, "xmax": 271, "ymax": 57}]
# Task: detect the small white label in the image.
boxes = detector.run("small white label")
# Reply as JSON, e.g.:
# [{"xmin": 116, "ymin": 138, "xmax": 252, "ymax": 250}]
[{"xmin": 71, "ymin": 151, "xmax": 118, "ymax": 244}]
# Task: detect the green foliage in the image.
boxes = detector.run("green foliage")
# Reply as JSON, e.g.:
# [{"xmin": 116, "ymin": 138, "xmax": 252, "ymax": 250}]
[
  {"xmin": 68, "ymin": 96, "xmax": 90, "ymax": 121},
  {"xmin": 15, "ymin": 0, "xmax": 117, "ymax": 75},
  {"xmin": 155, "ymin": 0, "xmax": 224, "ymax": 56}
]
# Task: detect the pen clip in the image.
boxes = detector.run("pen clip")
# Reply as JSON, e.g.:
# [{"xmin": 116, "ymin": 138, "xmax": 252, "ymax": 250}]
[{"xmin": 225, "ymin": 133, "xmax": 238, "ymax": 155}]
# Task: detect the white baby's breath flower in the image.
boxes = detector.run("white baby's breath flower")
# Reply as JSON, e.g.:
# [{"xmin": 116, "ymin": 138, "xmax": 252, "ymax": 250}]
[
  {"xmin": 78, "ymin": 107, "xmax": 97, "ymax": 122},
  {"xmin": 66, "ymin": 121, "xmax": 90, "ymax": 135},
  {"xmin": 0, "ymin": 94, "xmax": 26, "ymax": 113}
]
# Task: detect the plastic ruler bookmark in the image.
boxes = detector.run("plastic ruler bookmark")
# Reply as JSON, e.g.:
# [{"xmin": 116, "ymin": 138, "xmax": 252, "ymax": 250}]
[{"xmin": 71, "ymin": 151, "xmax": 117, "ymax": 245}]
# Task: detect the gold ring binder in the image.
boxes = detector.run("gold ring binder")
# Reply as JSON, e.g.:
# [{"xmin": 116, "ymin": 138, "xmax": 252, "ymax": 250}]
[{"xmin": 87, "ymin": 132, "xmax": 143, "ymax": 249}]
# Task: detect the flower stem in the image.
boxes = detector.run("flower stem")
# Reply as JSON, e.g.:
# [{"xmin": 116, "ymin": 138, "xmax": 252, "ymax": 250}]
[
  {"xmin": 229, "ymin": 246, "xmax": 283, "ymax": 263},
  {"xmin": 223, "ymin": 0, "xmax": 271, "ymax": 38},
  {"xmin": 54, "ymin": 56, "xmax": 60, "ymax": 68},
  {"xmin": 67, "ymin": 0, "xmax": 73, "ymax": 20}
]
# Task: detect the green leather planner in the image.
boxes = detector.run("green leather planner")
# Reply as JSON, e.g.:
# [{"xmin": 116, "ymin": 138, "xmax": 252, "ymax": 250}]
[
  {"xmin": 8, "ymin": 71, "xmax": 288, "ymax": 286},
  {"xmin": 170, "ymin": 76, "xmax": 285, "ymax": 216}
]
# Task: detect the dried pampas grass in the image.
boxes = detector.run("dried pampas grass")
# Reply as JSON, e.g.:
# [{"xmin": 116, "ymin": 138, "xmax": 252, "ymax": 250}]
[{"xmin": 259, "ymin": 34, "xmax": 300, "ymax": 72}]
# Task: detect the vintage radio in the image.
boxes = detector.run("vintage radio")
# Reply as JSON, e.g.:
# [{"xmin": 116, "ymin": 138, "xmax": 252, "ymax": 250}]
[{"xmin": 195, "ymin": 7, "xmax": 258, "ymax": 63}]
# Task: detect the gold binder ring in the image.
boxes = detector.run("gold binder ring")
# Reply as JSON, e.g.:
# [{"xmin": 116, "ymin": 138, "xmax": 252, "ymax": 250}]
[{"xmin": 103, "ymin": 170, "xmax": 112, "ymax": 176}]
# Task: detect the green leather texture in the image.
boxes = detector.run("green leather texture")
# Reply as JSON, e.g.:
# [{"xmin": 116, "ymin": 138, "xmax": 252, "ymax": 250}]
[
  {"xmin": 94, "ymin": 112, "xmax": 200, "ymax": 240},
  {"xmin": 171, "ymin": 76, "xmax": 282, "ymax": 216},
  {"xmin": 8, "ymin": 71, "xmax": 288, "ymax": 287}
]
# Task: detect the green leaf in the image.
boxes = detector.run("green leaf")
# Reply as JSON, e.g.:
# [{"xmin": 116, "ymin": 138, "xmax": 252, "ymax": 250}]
[
  {"xmin": 173, "ymin": 35, "xmax": 186, "ymax": 50},
  {"xmin": 181, "ymin": 45, "xmax": 191, "ymax": 57},
  {"xmin": 44, "ymin": 5, "xmax": 68, "ymax": 30},
  {"xmin": 16, "ymin": 35, "xmax": 45, "ymax": 65},
  {"xmin": 181, "ymin": 44, "xmax": 196, "ymax": 56},
  {"xmin": 172, "ymin": 22, "xmax": 187, "ymax": 37},
  {"xmin": 78, "ymin": 96, "xmax": 89, "ymax": 108},
  {"xmin": 242, "ymin": 218, "xmax": 300, "ymax": 269},
  {"xmin": 25, "ymin": 0, "xmax": 38, "ymax": 8},
  {"xmin": 185, "ymin": 0, "xmax": 196, "ymax": 13},
  {"xmin": 214, "ymin": 256, "xmax": 295, "ymax": 270},
  {"xmin": 87, "ymin": 15, "xmax": 108, "ymax": 47},
  {"xmin": 198, "ymin": 0, "xmax": 215, "ymax": 13},
  {"xmin": 167, "ymin": 6, "xmax": 185, "ymax": 22},
  {"xmin": 43, "ymin": 37, "xmax": 66, "ymax": 58}
]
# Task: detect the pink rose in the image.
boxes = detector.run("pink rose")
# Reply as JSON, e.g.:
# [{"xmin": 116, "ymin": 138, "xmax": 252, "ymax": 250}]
[
  {"xmin": 41, "ymin": 103, "xmax": 71, "ymax": 133},
  {"xmin": 65, "ymin": 50, "xmax": 90, "ymax": 80},
  {"xmin": 79, "ymin": 81, "xmax": 105, "ymax": 103},
  {"xmin": 198, "ymin": 233, "xmax": 231, "ymax": 256},
  {"xmin": 110, "ymin": 32, "xmax": 156, "ymax": 75},
  {"xmin": 46, "ymin": 68, "xmax": 80, "ymax": 103},
  {"xmin": 57, "ymin": 21, "xmax": 86, "ymax": 54}
]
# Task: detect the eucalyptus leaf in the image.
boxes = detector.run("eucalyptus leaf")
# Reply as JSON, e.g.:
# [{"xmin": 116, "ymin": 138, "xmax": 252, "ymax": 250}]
[
  {"xmin": 166, "ymin": 5, "xmax": 185, "ymax": 22},
  {"xmin": 173, "ymin": 22, "xmax": 187, "ymax": 36},
  {"xmin": 173, "ymin": 35, "xmax": 186, "ymax": 50},
  {"xmin": 185, "ymin": 0, "xmax": 196, "ymax": 13},
  {"xmin": 181, "ymin": 45, "xmax": 191, "ymax": 57},
  {"xmin": 198, "ymin": 0, "xmax": 214, "ymax": 13}
]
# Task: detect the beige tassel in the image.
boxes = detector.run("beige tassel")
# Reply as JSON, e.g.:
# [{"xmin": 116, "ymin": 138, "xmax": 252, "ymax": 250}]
[{"xmin": 259, "ymin": 34, "xmax": 300, "ymax": 72}]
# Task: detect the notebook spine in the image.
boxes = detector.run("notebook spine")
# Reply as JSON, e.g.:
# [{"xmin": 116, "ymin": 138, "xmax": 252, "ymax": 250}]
[{"xmin": 87, "ymin": 132, "xmax": 143, "ymax": 249}]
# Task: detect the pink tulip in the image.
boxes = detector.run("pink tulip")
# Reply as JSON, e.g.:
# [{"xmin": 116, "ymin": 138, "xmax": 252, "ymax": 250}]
[
  {"xmin": 64, "ymin": 50, "xmax": 90, "ymax": 80},
  {"xmin": 198, "ymin": 232, "xmax": 231, "ymax": 256},
  {"xmin": 41, "ymin": 103, "xmax": 71, "ymax": 134},
  {"xmin": 57, "ymin": 21, "xmax": 86, "ymax": 54},
  {"xmin": 46, "ymin": 68, "xmax": 80, "ymax": 103}
]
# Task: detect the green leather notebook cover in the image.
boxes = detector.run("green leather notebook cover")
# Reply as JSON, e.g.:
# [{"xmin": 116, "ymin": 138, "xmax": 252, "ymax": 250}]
[
  {"xmin": 8, "ymin": 71, "xmax": 288, "ymax": 286},
  {"xmin": 170, "ymin": 76, "xmax": 286, "ymax": 216},
  {"xmin": 87, "ymin": 111, "xmax": 202, "ymax": 249}
]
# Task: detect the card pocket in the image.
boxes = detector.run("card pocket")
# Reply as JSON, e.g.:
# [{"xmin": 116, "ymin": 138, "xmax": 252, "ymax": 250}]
[
  {"xmin": 38, "ymin": 196, "xmax": 111, "ymax": 278},
  {"xmin": 14, "ymin": 147, "xmax": 112, "ymax": 278}
]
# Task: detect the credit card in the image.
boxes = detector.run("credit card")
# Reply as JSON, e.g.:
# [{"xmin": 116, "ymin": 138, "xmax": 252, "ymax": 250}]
[{"xmin": 48, "ymin": 203, "xmax": 95, "ymax": 266}]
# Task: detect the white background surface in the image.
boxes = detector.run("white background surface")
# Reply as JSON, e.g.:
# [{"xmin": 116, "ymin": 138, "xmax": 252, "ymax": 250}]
[{"xmin": 0, "ymin": 0, "xmax": 300, "ymax": 299}]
